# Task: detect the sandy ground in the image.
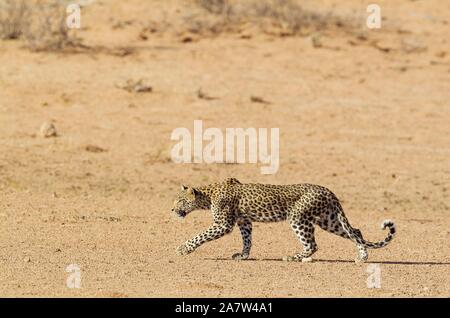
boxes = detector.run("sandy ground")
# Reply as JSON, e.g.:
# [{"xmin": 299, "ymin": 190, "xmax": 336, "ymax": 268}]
[{"xmin": 0, "ymin": 0, "xmax": 449, "ymax": 297}]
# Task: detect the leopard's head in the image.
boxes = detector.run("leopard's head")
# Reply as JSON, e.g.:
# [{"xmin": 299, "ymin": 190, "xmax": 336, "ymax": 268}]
[{"xmin": 172, "ymin": 185, "xmax": 202, "ymax": 218}]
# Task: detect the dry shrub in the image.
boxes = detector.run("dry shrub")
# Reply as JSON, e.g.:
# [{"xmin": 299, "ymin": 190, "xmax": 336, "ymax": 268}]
[
  {"xmin": 0, "ymin": 0, "xmax": 29, "ymax": 40},
  {"xmin": 0, "ymin": 0, "xmax": 80, "ymax": 51},
  {"xmin": 250, "ymin": 0, "xmax": 331, "ymax": 33},
  {"xmin": 195, "ymin": 0, "xmax": 231, "ymax": 15},
  {"xmin": 24, "ymin": 0, "xmax": 75, "ymax": 51},
  {"xmin": 188, "ymin": 0, "xmax": 351, "ymax": 37}
]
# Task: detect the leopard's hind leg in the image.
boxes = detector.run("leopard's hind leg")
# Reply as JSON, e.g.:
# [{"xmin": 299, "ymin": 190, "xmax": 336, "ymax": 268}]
[
  {"xmin": 353, "ymin": 229, "xmax": 368, "ymax": 262},
  {"xmin": 283, "ymin": 215, "xmax": 318, "ymax": 262},
  {"xmin": 316, "ymin": 207, "xmax": 368, "ymax": 263}
]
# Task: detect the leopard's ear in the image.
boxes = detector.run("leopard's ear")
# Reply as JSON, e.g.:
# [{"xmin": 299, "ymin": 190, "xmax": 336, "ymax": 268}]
[
  {"xmin": 186, "ymin": 187, "xmax": 200, "ymax": 197},
  {"xmin": 181, "ymin": 185, "xmax": 188, "ymax": 191},
  {"xmin": 192, "ymin": 188, "xmax": 200, "ymax": 196}
]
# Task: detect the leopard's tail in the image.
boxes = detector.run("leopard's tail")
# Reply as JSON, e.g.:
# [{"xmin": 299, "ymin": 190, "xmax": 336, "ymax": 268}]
[{"xmin": 336, "ymin": 206, "xmax": 396, "ymax": 249}]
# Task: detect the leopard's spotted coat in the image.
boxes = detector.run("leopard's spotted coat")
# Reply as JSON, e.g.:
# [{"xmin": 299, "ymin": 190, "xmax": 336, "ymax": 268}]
[{"xmin": 172, "ymin": 178, "xmax": 396, "ymax": 262}]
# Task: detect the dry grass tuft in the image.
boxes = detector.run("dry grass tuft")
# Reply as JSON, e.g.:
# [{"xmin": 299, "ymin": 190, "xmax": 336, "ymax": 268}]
[
  {"xmin": 195, "ymin": 0, "xmax": 232, "ymax": 15},
  {"xmin": 0, "ymin": 0, "xmax": 81, "ymax": 51},
  {"xmin": 186, "ymin": 0, "xmax": 352, "ymax": 37},
  {"xmin": 0, "ymin": 0, "xmax": 29, "ymax": 40}
]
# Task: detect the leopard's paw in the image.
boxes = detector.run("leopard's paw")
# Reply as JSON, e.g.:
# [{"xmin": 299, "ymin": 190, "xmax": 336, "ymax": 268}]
[
  {"xmin": 232, "ymin": 253, "xmax": 249, "ymax": 261},
  {"xmin": 176, "ymin": 243, "xmax": 194, "ymax": 256}
]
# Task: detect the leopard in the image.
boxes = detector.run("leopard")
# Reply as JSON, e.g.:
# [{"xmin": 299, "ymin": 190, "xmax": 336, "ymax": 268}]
[{"xmin": 172, "ymin": 177, "xmax": 396, "ymax": 263}]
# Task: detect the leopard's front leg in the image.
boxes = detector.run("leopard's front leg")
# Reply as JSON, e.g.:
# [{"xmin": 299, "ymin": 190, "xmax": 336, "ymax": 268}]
[
  {"xmin": 232, "ymin": 219, "xmax": 252, "ymax": 260},
  {"xmin": 177, "ymin": 223, "xmax": 233, "ymax": 256}
]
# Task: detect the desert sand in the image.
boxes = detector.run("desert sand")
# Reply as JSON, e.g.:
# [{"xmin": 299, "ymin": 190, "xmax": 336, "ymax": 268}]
[{"xmin": 0, "ymin": 0, "xmax": 449, "ymax": 297}]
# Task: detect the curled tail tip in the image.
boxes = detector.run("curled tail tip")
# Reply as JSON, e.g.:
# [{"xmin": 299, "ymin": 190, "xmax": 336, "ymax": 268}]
[
  {"xmin": 381, "ymin": 219, "xmax": 394, "ymax": 229},
  {"xmin": 381, "ymin": 219, "xmax": 396, "ymax": 234}
]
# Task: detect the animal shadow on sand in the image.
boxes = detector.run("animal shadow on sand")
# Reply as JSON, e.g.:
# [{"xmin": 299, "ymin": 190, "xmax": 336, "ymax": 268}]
[{"xmin": 205, "ymin": 257, "xmax": 450, "ymax": 266}]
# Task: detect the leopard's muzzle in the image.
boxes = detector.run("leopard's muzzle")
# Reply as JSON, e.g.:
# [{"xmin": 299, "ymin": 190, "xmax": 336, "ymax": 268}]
[{"xmin": 172, "ymin": 208, "xmax": 186, "ymax": 218}]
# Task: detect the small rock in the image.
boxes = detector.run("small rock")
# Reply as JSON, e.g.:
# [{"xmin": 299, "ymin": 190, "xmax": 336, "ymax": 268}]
[
  {"xmin": 115, "ymin": 79, "xmax": 152, "ymax": 93},
  {"xmin": 180, "ymin": 33, "xmax": 197, "ymax": 43},
  {"xmin": 133, "ymin": 82, "xmax": 152, "ymax": 93},
  {"xmin": 40, "ymin": 122, "xmax": 57, "ymax": 138},
  {"xmin": 23, "ymin": 256, "xmax": 31, "ymax": 263},
  {"xmin": 240, "ymin": 32, "xmax": 252, "ymax": 39},
  {"xmin": 138, "ymin": 30, "xmax": 148, "ymax": 41},
  {"xmin": 197, "ymin": 88, "xmax": 218, "ymax": 100},
  {"xmin": 355, "ymin": 31, "xmax": 368, "ymax": 41},
  {"xmin": 112, "ymin": 47, "xmax": 134, "ymax": 57},
  {"xmin": 85, "ymin": 145, "xmax": 107, "ymax": 153},
  {"xmin": 371, "ymin": 40, "xmax": 393, "ymax": 53},
  {"xmin": 250, "ymin": 96, "xmax": 271, "ymax": 104},
  {"xmin": 402, "ymin": 38, "xmax": 427, "ymax": 54}
]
